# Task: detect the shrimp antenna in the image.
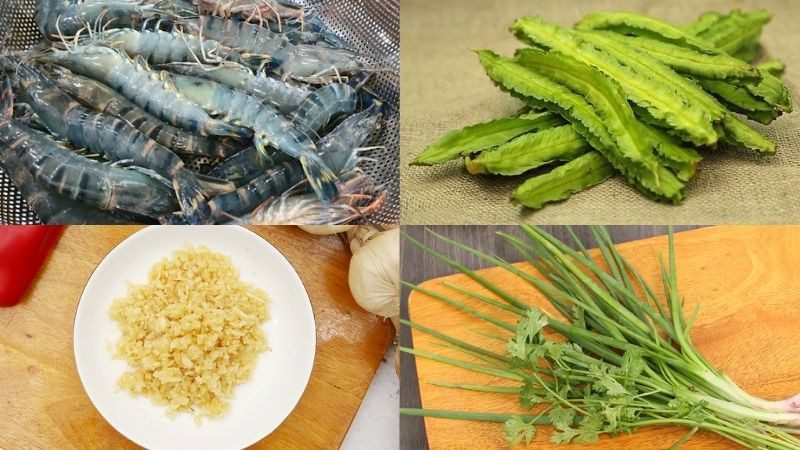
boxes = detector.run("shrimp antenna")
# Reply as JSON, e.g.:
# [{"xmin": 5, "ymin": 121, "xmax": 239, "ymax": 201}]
[
  {"xmin": 54, "ymin": 16, "xmax": 73, "ymax": 52},
  {"xmin": 180, "ymin": 29, "xmax": 208, "ymax": 66}
]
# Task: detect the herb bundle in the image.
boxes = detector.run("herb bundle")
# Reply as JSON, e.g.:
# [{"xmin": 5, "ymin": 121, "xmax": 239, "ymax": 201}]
[
  {"xmin": 410, "ymin": 10, "xmax": 792, "ymax": 210},
  {"xmin": 401, "ymin": 227, "xmax": 800, "ymax": 449}
]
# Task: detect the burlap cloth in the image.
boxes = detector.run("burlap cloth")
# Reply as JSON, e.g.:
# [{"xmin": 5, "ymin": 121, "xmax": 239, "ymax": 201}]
[{"xmin": 400, "ymin": 0, "xmax": 800, "ymax": 224}]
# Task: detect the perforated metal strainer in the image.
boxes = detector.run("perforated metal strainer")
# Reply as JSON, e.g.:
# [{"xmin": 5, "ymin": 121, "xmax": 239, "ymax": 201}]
[{"xmin": 0, "ymin": 0, "xmax": 399, "ymax": 224}]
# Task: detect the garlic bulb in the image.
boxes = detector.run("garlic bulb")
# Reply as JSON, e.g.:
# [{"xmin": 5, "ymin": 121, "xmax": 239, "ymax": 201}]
[
  {"xmin": 298, "ymin": 225, "xmax": 356, "ymax": 235},
  {"xmin": 347, "ymin": 226, "xmax": 399, "ymax": 329}
]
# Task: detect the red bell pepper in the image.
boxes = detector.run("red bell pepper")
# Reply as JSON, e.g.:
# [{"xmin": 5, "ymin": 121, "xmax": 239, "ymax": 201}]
[{"xmin": 0, "ymin": 225, "xmax": 64, "ymax": 307}]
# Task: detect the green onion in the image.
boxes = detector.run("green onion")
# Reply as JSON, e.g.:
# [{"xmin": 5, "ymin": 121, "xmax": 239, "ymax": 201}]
[{"xmin": 402, "ymin": 226, "xmax": 800, "ymax": 448}]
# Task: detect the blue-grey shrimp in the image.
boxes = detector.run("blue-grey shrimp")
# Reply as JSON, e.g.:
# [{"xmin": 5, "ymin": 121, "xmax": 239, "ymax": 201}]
[
  {"xmin": 6, "ymin": 62, "xmax": 218, "ymax": 223},
  {"xmin": 0, "ymin": 148, "xmax": 144, "ymax": 224},
  {"xmin": 178, "ymin": 15, "xmax": 362, "ymax": 81},
  {"xmin": 48, "ymin": 67, "xmax": 240, "ymax": 158},
  {"xmin": 195, "ymin": 0, "xmax": 304, "ymax": 23},
  {"xmin": 36, "ymin": 44, "xmax": 250, "ymax": 139},
  {"xmin": 265, "ymin": 14, "xmax": 355, "ymax": 51},
  {"xmin": 0, "ymin": 78, "xmax": 142, "ymax": 224},
  {"xmin": 242, "ymin": 170, "xmax": 386, "ymax": 224},
  {"xmin": 317, "ymin": 103, "xmax": 383, "ymax": 174},
  {"xmin": 170, "ymin": 74, "xmax": 339, "ymax": 201},
  {"xmin": 207, "ymin": 146, "xmax": 289, "ymax": 186},
  {"xmin": 206, "ymin": 159, "xmax": 304, "ymax": 222},
  {"xmin": 160, "ymin": 61, "xmax": 311, "ymax": 115},
  {"xmin": 0, "ymin": 117, "xmax": 176, "ymax": 219},
  {"xmin": 291, "ymin": 82, "xmax": 356, "ymax": 135},
  {"xmin": 34, "ymin": 0, "xmax": 161, "ymax": 38},
  {"xmin": 94, "ymin": 26, "xmax": 269, "ymax": 68}
]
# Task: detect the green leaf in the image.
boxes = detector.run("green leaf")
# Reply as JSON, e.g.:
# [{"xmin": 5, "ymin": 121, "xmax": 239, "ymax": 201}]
[
  {"xmin": 549, "ymin": 406, "xmax": 577, "ymax": 431},
  {"xmin": 410, "ymin": 112, "xmax": 563, "ymax": 166},
  {"xmin": 551, "ymin": 427, "xmax": 581, "ymax": 444},
  {"xmin": 597, "ymin": 374, "xmax": 629, "ymax": 397},
  {"xmin": 517, "ymin": 309, "xmax": 548, "ymax": 342},
  {"xmin": 520, "ymin": 379, "xmax": 544, "ymax": 409},
  {"xmin": 621, "ymin": 348, "xmax": 646, "ymax": 382},
  {"xmin": 504, "ymin": 416, "xmax": 536, "ymax": 446},
  {"xmin": 576, "ymin": 414, "xmax": 604, "ymax": 443}
]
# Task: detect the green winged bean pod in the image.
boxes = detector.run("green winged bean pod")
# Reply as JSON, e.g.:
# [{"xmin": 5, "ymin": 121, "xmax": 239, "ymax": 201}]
[
  {"xmin": 682, "ymin": 12, "xmax": 723, "ymax": 36},
  {"xmin": 695, "ymin": 9, "xmax": 773, "ymax": 55},
  {"xmin": 410, "ymin": 111, "xmax": 564, "ymax": 166},
  {"xmin": 512, "ymin": 152, "xmax": 615, "ymax": 209},
  {"xmin": 465, "ymin": 125, "xmax": 589, "ymax": 176},
  {"xmin": 511, "ymin": 48, "xmax": 685, "ymax": 201},
  {"xmin": 571, "ymin": 29, "xmax": 774, "ymax": 153},
  {"xmin": 511, "ymin": 16, "xmax": 720, "ymax": 146},
  {"xmin": 576, "ymin": 11, "xmax": 721, "ymax": 51},
  {"xmin": 578, "ymin": 11, "xmax": 791, "ymax": 115},
  {"xmin": 701, "ymin": 80, "xmax": 780, "ymax": 124},
  {"xmin": 597, "ymin": 33, "xmax": 759, "ymax": 81}
]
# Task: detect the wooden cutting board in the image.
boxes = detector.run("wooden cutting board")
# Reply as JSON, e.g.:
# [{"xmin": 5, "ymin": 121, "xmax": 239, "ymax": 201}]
[
  {"xmin": 0, "ymin": 225, "xmax": 393, "ymax": 450},
  {"xmin": 409, "ymin": 226, "xmax": 800, "ymax": 450}
]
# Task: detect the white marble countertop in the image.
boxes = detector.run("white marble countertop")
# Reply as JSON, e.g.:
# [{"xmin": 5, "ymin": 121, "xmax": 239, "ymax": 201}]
[{"xmin": 341, "ymin": 345, "xmax": 399, "ymax": 450}]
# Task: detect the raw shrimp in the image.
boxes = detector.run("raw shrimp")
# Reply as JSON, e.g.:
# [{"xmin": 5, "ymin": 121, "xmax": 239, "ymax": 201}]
[
  {"xmin": 243, "ymin": 170, "xmax": 385, "ymax": 224},
  {"xmin": 207, "ymin": 159, "xmax": 304, "ymax": 222},
  {"xmin": 317, "ymin": 103, "xmax": 383, "ymax": 174},
  {"xmin": 265, "ymin": 14, "xmax": 355, "ymax": 51},
  {"xmin": 209, "ymin": 103, "xmax": 382, "ymax": 185},
  {"xmin": 291, "ymin": 82, "xmax": 357, "ymax": 134},
  {"xmin": 196, "ymin": 0, "xmax": 304, "ymax": 23},
  {"xmin": 37, "ymin": 45, "xmax": 250, "ymax": 138},
  {"xmin": 179, "ymin": 15, "xmax": 361, "ymax": 81},
  {"xmin": 34, "ymin": 0, "xmax": 160, "ymax": 38},
  {"xmin": 207, "ymin": 146, "xmax": 286, "ymax": 185},
  {"xmin": 0, "ymin": 79, "xmax": 143, "ymax": 223},
  {"xmin": 49, "ymin": 67, "xmax": 240, "ymax": 158},
  {"xmin": 161, "ymin": 61, "xmax": 311, "ymax": 115},
  {"xmin": 7, "ymin": 63, "xmax": 216, "ymax": 223},
  {"xmin": 97, "ymin": 27, "xmax": 269, "ymax": 67},
  {"xmin": 0, "ymin": 117, "xmax": 176, "ymax": 218},
  {"xmin": 170, "ymin": 74, "xmax": 339, "ymax": 201},
  {"xmin": 0, "ymin": 149, "xmax": 143, "ymax": 224}
]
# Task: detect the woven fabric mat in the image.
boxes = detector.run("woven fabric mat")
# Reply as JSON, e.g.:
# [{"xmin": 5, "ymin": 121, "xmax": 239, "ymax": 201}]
[{"xmin": 400, "ymin": 0, "xmax": 800, "ymax": 224}]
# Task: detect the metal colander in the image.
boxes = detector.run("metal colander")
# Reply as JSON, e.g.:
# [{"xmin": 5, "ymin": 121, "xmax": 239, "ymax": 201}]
[{"xmin": 0, "ymin": 0, "xmax": 399, "ymax": 224}]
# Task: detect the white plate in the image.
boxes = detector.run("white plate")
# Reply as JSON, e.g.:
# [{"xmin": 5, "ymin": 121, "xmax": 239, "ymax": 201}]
[{"xmin": 73, "ymin": 226, "xmax": 316, "ymax": 450}]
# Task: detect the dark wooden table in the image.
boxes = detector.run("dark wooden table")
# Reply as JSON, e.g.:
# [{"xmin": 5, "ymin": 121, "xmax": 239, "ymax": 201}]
[{"xmin": 399, "ymin": 225, "xmax": 703, "ymax": 450}]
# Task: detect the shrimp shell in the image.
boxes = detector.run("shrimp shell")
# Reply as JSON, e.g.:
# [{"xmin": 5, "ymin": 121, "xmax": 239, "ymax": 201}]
[
  {"xmin": 170, "ymin": 74, "xmax": 339, "ymax": 202},
  {"xmin": 0, "ymin": 117, "xmax": 176, "ymax": 218},
  {"xmin": 49, "ymin": 68, "xmax": 240, "ymax": 158},
  {"xmin": 37, "ymin": 45, "xmax": 250, "ymax": 139},
  {"xmin": 161, "ymin": 62, "xmax": 311, "ymax": 115}
]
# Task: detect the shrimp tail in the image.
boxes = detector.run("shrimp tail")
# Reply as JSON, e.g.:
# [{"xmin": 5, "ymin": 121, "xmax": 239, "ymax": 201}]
[
  {"xmin": 207, "ymin": 118, "xmax": 253, "ymax": 139},
  {"xmin": 299, "ymin": 152, "xmax": 339, "ymax": 202},
  {"xmin": 173, "ymin": 168, "xmax": 213, "ymax": 224}
]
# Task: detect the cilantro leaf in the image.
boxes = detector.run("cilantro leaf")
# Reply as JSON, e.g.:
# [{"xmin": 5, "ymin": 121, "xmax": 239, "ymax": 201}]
[
  {"xmin": 548, "ymin": 406, "xmax": 576, "ymax": 431},
  {"xmin": 504, "ymin": 416, "xmax": 536, "ymax": 446},
  {"xmin": 551, "ymin": 427, "xmax": 581, "ymax": 444}
]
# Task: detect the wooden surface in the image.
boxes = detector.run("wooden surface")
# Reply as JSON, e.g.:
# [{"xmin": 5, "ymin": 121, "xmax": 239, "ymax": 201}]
[
  {"xmin": 399, "ymin": 225, "xmax": 702, "ymax": 450},
  {"xmin": 407, "ymin": 226, "xmax": 800, "ymax": 449},
  {"xmin": 0, "ymin": 225, "xmax": 393, "ymax": 450}
]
